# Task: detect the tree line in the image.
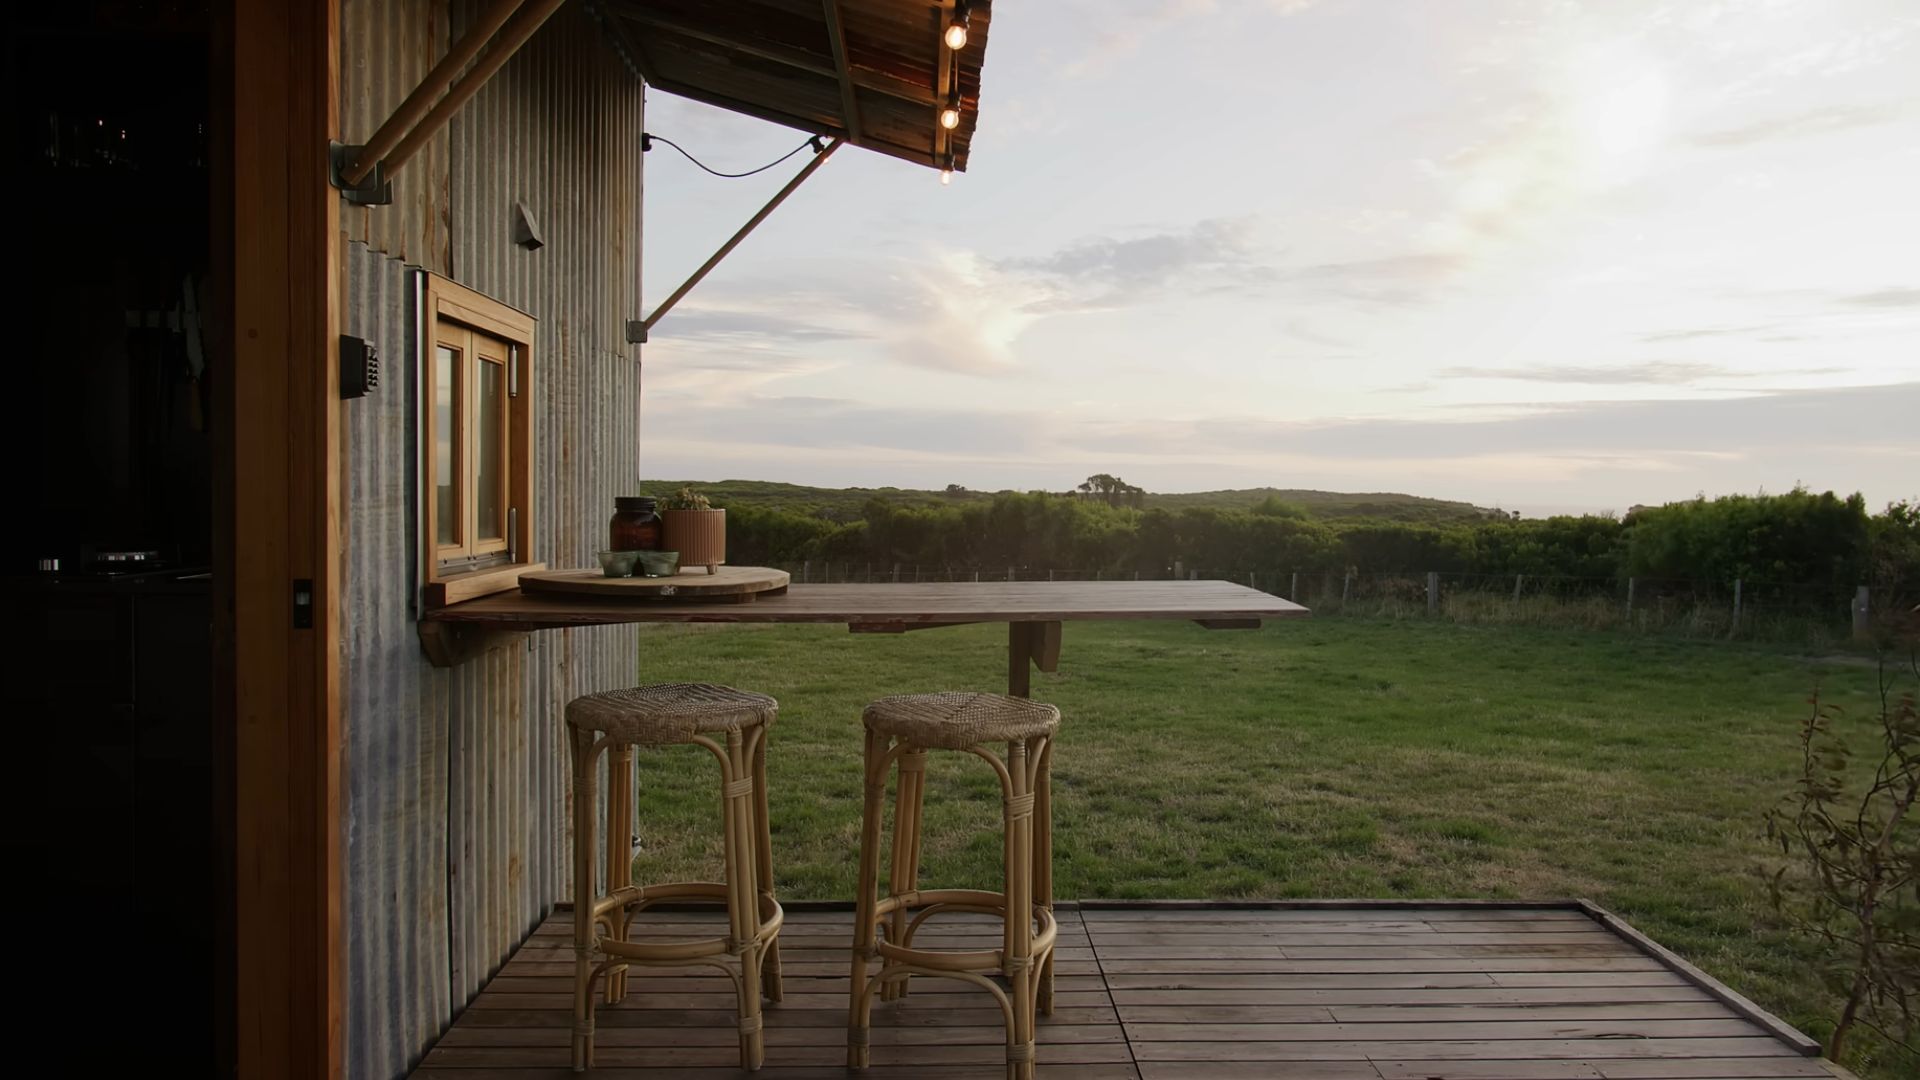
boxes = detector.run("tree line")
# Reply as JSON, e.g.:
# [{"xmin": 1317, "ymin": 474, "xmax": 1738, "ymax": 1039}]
[{"xmin": 719, "ymin": 486, "xmax": 1917, "ymax": 600}]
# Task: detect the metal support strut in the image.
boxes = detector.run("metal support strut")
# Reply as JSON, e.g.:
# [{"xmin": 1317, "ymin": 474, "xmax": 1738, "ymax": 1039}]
[{"xmin": 627, "ymin": 137, "xmax": 842, "ymax": 343}]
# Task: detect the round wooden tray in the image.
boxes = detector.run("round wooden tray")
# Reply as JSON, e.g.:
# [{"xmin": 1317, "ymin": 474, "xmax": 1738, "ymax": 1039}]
[{"xmin": 518, "ymin": 564, "xmax": 790, "ymax": 602}]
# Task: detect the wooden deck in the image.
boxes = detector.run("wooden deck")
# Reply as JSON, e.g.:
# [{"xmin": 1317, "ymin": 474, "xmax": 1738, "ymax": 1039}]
[{"xmin": 409, "ymin": 903, "xmax": 1838, "ymax": 1080}]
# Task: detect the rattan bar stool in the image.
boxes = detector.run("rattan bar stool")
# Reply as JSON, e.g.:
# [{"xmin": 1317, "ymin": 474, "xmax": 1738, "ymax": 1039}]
[
  {"xmin": 566, "ymin": 683, "xmax": 784, "ymax": 1073},
  {"xmin": 846, "ymin": 692, "xmax": 1061, "ymax": 1080}
]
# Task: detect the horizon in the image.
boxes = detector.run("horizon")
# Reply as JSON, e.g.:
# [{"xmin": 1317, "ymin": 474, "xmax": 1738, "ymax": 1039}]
[{"xmin": 639, "ymin": 0, "xmax": 1918, "ymax": 511}]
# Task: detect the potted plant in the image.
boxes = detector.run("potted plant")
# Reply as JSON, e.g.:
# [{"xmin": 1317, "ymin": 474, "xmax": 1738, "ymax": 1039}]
[{"xmin": 660, "ymin": 486, "xmax": 725, "ymax": 574}]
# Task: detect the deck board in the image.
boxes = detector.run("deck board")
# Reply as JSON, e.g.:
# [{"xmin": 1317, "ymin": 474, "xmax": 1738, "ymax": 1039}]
[{"xmin": 407, "ymin": 904, "xmax": 1825, "ymax": 1080}]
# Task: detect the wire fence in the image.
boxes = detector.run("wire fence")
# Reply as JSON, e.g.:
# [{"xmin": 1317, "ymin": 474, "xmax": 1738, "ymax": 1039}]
[{"xmin": 757, "ymin": 560, "xmax": 1887, "ymax": 646}]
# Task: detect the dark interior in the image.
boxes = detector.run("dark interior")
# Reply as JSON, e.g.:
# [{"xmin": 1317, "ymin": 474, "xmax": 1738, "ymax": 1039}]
[{"xmin": 4, "ymin": 3, "xmax": 216, "ymax": 1070}]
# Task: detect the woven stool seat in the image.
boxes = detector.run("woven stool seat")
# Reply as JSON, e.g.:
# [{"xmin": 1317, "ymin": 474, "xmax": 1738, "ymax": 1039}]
[
  {"xmin": 862, "ymin": 692, "xmax": 1059, "ymax": 750},
  {"xmin": 567, "ymin": 682, "xmax": 777, "ymax": 745}
]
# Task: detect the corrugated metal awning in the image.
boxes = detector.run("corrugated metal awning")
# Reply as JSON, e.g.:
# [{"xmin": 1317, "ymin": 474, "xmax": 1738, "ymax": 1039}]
[{"xmin": 597, "ymin": 0, "xmax": 991, "ymax": 173}]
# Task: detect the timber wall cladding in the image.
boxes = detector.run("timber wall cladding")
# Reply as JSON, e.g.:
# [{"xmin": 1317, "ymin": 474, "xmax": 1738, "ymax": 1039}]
[{"xmin": 338, "ymin": 3, "xmax": 643, "ymax": 1078}]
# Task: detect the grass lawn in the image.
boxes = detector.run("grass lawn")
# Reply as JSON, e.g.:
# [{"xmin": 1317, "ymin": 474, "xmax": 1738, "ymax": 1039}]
[{"xmin": 625, "ymin": 616, "xmax": 1911, "ymax": 1076}]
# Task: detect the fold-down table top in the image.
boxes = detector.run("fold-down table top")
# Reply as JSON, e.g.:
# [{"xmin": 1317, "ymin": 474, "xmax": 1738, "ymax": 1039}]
[{"xmin": 425, "ymin": 579, "xmax": 1307, "ymax": 633}]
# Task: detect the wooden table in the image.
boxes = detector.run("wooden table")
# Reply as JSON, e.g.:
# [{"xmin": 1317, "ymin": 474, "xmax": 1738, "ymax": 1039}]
[{"xmin": 420, "ymin": 580, "xmax": 1309, "ymax": 693}]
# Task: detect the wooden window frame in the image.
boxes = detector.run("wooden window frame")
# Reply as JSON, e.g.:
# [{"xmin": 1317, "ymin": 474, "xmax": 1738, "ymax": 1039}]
[{"xmin": 422, "ymin": 276, "xmax": 540, "ymax": 606}]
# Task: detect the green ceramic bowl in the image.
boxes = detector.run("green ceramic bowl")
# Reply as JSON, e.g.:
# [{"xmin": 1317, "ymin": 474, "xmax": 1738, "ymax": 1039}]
[
  {"xmin": 636, "ymin": 550, "xmax": 681, "ymax": 578},
  {"xmin": 596, "ymin": 550, "xmax": 640, "ymax": 578}
]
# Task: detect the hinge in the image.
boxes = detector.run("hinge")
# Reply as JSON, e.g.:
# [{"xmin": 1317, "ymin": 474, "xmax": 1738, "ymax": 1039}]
[
  {"xmin": 509, "ymin": 346, "xmax": 520, "ymax": 397},
  {"xmin": 508, "ymin": 508, "xmax": 519, "ymax": 563}
]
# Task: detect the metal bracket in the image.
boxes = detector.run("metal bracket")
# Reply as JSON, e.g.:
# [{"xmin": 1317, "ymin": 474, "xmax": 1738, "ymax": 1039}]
[
  {"xmin": 329, "ymin": 142, "xmax": 393, "ymax": 206},
  {"xmin": 625, "ymin": 320, "xmax": 649, "ymax": 344}
]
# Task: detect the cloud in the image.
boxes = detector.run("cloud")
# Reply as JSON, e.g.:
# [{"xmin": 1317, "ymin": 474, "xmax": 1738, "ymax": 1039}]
[
  {"xmin": 995, "ymin": 217, "xmax": 1268, "ymax": 313},
  {"xmin": 1286, "ymin": 253, "xmax": 1464, "ymax": 306},
  {"xmin": 1638, "ymin": 325, "xmax": 1777, "ymax": 343},
  {"xmin": 1437, "ymin": 361, "xmax": 1846, "ymax": 385},
  {"xmin": 1839, "ymin": 287, "xmax": 1920, "ymax": 309},
  {"xmin": 658, "ymin": 308, "xmax": 870, "ymax": 345},
  {"xmin": 1689, "ymin": 102, "xmax": 1908, "ymax": 147}
]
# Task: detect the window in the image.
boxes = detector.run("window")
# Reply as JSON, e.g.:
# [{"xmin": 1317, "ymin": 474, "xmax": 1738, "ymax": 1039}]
[{"xmin": 422, "ymin": 276, "xmax": 539, "ymax": 605}]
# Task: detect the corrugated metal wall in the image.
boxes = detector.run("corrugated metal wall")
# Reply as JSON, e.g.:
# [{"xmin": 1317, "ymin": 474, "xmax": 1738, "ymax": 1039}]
[{"xmin": 339, "ymin": 3, "xmax": 643, "ymax": 1077}]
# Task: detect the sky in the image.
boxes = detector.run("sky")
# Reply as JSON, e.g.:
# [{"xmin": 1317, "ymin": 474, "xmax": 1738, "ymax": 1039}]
[{"xmin": 637, "ymin": 0, "xmax": 1919, "ymax": 516}]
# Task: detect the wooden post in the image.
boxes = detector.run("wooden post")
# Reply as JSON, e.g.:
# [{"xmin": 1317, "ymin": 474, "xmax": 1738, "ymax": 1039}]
[
  {"xmin": 224, "ymin": 0, "xmax": 342, "ymax": 1075},
  {"xmin": 1626, "ymin": 576, "xmax": 1636, "ymax": 617},
  {"xmin": 801, "ymin": 560, "xmax": 810, "ymax": 584},
  {"xmin": 1134, "ymin": 570, "xmax": 1140, "ymax": 581},
  {"xmin": 1342, "ymin": 573, "xmax": 1352, "ymax": 602},
  {"xmin": 1007, "ymin": 565, "xmax": 1015, "ymax": 582},
  {"xmin": 891, "ymin": 563, "xmax": 900, "ymax": 583},
  {"xmin": 1730, "ymin": 579, "xmax": 1743, "ymax": 638},
  {"xmin": 1289, "ymin": 571, "xmax": 1298, "ymax": 599},
  {"xmin": 1048, "ymin": 568, "xmax": 1055, "ymax": 582},
  {"xmin": 1189, "ymin": 568, "xmax": 1198, "ymax": 581},
  {"xmin": 973, "ymin": 569, "xmax": 980, "ymax": 583},
  {"xmin": 1853, "ymin": 585, "xmax": 1871, "ymax": 641},
  {"xmin": 1512, "ymin": 574, "xmax": 1524, "ymax": 602},
  {"xmin": 1248, "ymin": 571, "xmax": 1258, "ymax": 590},
  {"xmin": 1426, "ymin": 572, "xmax": 1438, "ymax": 615},
  {"xmin": 1173, "ymin": 559, "xmax": 1183, "ymax": 579}
]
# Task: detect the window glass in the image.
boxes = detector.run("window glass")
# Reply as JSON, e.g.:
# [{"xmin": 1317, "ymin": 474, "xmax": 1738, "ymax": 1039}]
[
  {"xmin": 476, "ymin": 355, "xmax": 505, "ymax": 542},
  {"xmin": 435, "ymin": 343, "xmax": 459, "ymax": 546}
]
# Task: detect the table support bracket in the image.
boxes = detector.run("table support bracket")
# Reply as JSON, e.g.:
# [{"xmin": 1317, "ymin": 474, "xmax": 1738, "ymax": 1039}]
[
  {"xmin": 419, "ymin": 620, "xmax": 525, "ymax": 668},
  {"xmin": 1008, "ymin": 621, "xmax": 1062, "ymax": 698}
]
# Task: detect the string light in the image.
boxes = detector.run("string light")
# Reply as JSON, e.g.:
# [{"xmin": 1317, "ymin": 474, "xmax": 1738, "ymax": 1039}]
[
  {"xmin": 939, "ymin": 85, "xmax": 962, "ymax": 131},
  {"xmin": 944, "ymin": 2, "xmax": 970, "ymax": 50}
]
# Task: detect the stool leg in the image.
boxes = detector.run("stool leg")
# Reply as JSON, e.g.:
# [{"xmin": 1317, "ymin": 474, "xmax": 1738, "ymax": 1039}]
[
  {"xmin": 1032, "ymin": 736, "xmax": 1055, "ymax": 1017},
  {"xmin": 752, "ymin": 723, "xmax": 783, "ymax": 1003},
  {"xmin": 604, "ymin": 746, "xmax": 634, "ymax": 1005},
  {"xmin": 1004, "ymin": 740, "xmax": 1037, "ymax": 1080},
  {"xmin": 722, "ymin": 729, "xmax": 767, "ymax": 1071},
  {"xmin": 847, "ymin": 729, "xmax": 888, "ymax": 1068},
  {"xmin": 882, "ymin": 746, "xmax": 929, "ymax": 1002},
  {"xmin": 569, "ymin": 727, "xmax": 600, "ymax": 1073}
]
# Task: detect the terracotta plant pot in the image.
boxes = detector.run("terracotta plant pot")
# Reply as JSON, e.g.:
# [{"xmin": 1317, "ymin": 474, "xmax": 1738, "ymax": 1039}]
[{"xmin": 661, "ymin": 508, "xmax": 726, "ymax": 574}]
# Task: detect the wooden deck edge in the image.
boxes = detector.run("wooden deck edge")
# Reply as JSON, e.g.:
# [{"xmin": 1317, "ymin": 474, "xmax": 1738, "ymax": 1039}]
[
  {"xmin": 1575, "ymin": 897, "xmax": 1824, "ymax": 1057},
  {"xmin": 550, "ymin": 897, "xmax": 1600, "ymax": 914}
]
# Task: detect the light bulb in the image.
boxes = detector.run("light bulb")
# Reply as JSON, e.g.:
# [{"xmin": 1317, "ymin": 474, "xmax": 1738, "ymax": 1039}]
[
  {"xmin": 939, "ymin": 106, "xmax": 960, "ymax": 130},
  {"xmin": 940, "ymin": 168, "xmax": 952, "ymax": 185},
  {"xmin": 944, "ymin": 22, "xmax": 968, "ymax": 50}
]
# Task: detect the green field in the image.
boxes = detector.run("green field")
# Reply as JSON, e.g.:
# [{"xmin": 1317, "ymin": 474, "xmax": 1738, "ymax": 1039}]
[
  {"xmin": 626, "ymin": 617, "xmax": 1911, "ymax": 1076},
  {"xmin": 640, "ymin": 477, "xmax": 1497, "ymax": 522}
]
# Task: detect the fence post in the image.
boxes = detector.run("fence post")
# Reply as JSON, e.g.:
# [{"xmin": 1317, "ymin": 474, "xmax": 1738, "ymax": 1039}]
[
  {"xmin": 1626, "ymin": 577, "xmax": 1636, "ymax": 618},
  {"xmin": 1289, "ymin": 571, "xmax": 1298, "ymax": 599},
  {"xmin": 1729, "ymin": 578, "xmax": 1743, "ymax": 638},
  {"xmin": 1342, "ymin": 573, "xmax": 1352, "ymax": 602},
  {"xmin": 892, "ymin": 563, "xmax": 901, "ymax": 583},
  {"xmin": 1426, "ymin": 572, "xmax": 1438, "ymax": 615},
  {"xmin": 973, "ymin": 569, "xmax": 980, "ymax": 583},
  {"xmin": 1048, "ymin": 569, "xmax": 1055, "ymax": 582},
  {"xmin": 1249, "ymin": 571, "xmax": 1258, "ymax": 591},
  {"xmin": 1512, "ymin": 574, "xmax": 1523, "ymax": 602},
  {"xmin": 1134, "ymin": 570, "xmax": 1140, "ymax": 581},
  {"xmin": 1189, "ymin": 568, "xmax": 1198, "ymax": 581},
  {"xmin": 1173, "ymin": 559, "xmax": 1184, "ymax": 579},
  {"xmin": 1094, "ymin": 569, "xmax": 1101, "ymax": 581},
  {"xmin": 801, "ymin": 560, "xmax": 810, "ymax": 584},
  {"xmin": 1007, "ymin": 566, "xmax": 1015, "ymax": 582},
  {"xmin": 1854, "ymin": 585, "xmax": 1871, "ymax": 641}
]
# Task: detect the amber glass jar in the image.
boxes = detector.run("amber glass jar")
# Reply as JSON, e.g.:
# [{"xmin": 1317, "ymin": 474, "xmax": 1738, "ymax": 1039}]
[{"xmin": 609, "ymin": 496, "xmax": 662, "ymax": 551}]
